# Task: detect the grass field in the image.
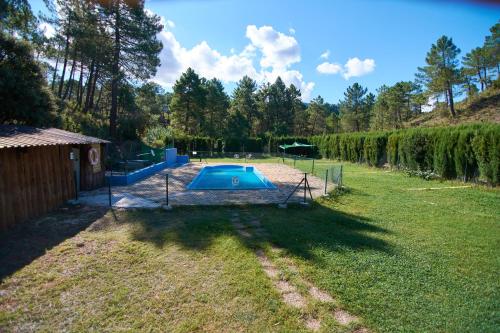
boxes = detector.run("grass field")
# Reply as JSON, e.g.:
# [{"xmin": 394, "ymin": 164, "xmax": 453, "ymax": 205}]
[{"xmin": 1, "ymin": 161, "xmax": 499, "ymax": 332}]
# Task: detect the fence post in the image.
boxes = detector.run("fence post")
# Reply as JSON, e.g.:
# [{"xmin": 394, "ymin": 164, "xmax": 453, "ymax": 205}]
[
  {"xmin": 324, "ymin": 169, "xmax": 328, "ymax": 195},
  {"xmin": 303, "ymin": 173, "xmax": 307, "ymax": 203},
  {"xmin": 339, "ymin": 165, "xmax": 343, "ymax": 187},
  {"xmin": 312, "ymin": 159, "xmax": 315, "ymax": 174},
  {"xmin": 166, "ymin": 173, "xmax": 169, "ymax": 206},
  {"xmin": 293, "ymin": 155, "xmax": 296, "ymax": 168},
  {"xmin": 108, "ymin": 168, "xmax": 112, "ymax": 207}
]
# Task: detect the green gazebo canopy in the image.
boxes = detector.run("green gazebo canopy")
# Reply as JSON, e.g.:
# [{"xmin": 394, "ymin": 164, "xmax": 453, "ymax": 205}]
[{"xmin": 279, "ymin": 142, "xmax": 315, "ymax": 151}]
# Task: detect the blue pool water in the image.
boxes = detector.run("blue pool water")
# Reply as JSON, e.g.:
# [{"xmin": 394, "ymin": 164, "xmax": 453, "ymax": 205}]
[{"xmin": 187, "ymin": 165, "xmax": 277, "ymax": 190}]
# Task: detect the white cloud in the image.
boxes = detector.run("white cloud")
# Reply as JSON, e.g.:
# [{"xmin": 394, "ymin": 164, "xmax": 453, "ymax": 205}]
[
  {"xmin": 145, "ymin": 8, "xmax": 174, "ymax": 30},
  {"xmin": 153, "ymin": 22, "xmax": 314, "ymax": 100},
  {"xmin": 343, "ymin": 57, "xmax": 375, "ymax": 79},
  {"xmin": 154, "ymin": 31, "xmax": 257, "ymax": 86},
  {"xmin": 262, "ymin": 69, "xmax": 315, "ymax": 100},
  {"xmin": 166, "ymin": 20, "xmax": 175, "ymax": 29},
  {"xmin": 39, "ymin": 22, "xmax": 55, "ymax": 38},
  {"xmin": 316, "ymin": 57, "xmax": 375, "ymax": 80},
  {"xmin": 245, "ymin": 25, "xmax": 300, "ymax": 70},
  {"xmin": 240, "ymin": 44, "xmax": 257, "ymax": 58},
  {"xmin": 289, "ymin": 28, "xmax": 296, "ymax": 34},
  {"xmin": 320, "ymin": 50, "xmax": 330, "ymax": 59},
  {"xmin": 316, "ymin": 62, "xmax": 342, "ymax": 74}
]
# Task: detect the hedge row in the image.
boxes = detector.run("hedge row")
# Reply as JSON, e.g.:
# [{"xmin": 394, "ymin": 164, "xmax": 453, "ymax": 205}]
[
  {"xmin": 168, "ymin": 136, "xmax": 317, "ymax": 155},
  {"xmin": 311, "ymin": 124, "xmax": 500, "ymax": 184}
]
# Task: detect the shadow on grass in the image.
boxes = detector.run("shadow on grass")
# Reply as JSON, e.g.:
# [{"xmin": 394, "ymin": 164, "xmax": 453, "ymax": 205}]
[
  {"xmin": 258, "ymin": 203, "xmax": 392, "ymax": 261},
  {"xmin": 0, "ymin": 205, "xmax": 108, "ymax": 282},
  {"xmin": 121, "ymin": 202, "xmax": 392, "ymax": 259}
]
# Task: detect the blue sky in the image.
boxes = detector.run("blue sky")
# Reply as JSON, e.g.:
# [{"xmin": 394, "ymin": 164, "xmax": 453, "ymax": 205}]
[{"xmin": 31, "ymin": 0, "xmax": 499, "ymax": 103}]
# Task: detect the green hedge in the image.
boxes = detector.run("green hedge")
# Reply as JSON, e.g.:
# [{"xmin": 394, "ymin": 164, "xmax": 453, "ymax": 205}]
[
  {"xmin": 168, "ymin": 135, "xmax": 317, "ymax": 156},
  {"xmin": 312, "ymin": 124, "xmax": 500, "ymax": 185}
]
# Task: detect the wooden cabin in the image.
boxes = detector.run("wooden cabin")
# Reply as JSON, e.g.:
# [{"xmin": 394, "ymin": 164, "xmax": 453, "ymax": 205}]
[{"xmin": 0, "ymin": 125, "xmax": 109, "ymax": 230}]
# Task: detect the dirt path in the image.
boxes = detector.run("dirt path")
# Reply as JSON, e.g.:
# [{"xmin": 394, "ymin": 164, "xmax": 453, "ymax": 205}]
[{"xmin": 230, "ymin": 211, "xmax": 370, "ymax": 332}]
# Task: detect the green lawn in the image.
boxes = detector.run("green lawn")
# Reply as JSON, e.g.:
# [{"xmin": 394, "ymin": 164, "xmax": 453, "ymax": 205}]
[{"xmin": 1, "ymin": 161, "xmax": 499, "ymax": 332}]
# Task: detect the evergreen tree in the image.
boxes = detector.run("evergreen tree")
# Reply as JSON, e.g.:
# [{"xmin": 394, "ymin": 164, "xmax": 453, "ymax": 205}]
[
  {"xmin": 170, "ymin": 68, "xmax": 207, "ymax": 135},
  {"xmin": 484, "ymin": 22, "xmax": 499, "ymax": 76},
  {"xmin": 0, "ymin": 0, "xmax": 37, "ymax": 38},
  {"xmin": 101, "ymin": 0, "xmax": 163, "ymax": 137},
  {"xmin": 231, "ymin": 76, "xmax": 258, "ymax": 136},
  {"xmin": 267, "ymin": 77, "xmax": 290, "ymax": 136},
  {"xmin": 306, "ymin": 96, "xmax": 328, "ymax": 135},
  {"xmin": 339, "ymin": 83, "xmax": 372, "ymax": 132},
  {"xmin": 203, "ymin": 78, "xmax": 229, "ymax": 138},
  {"xmin": 288, "ymin": 84, "xmax": 306, "ymax": 135},
  {"xmin": 0, "ymin": 32, "xmax": 57, "ymax": 125},
  {"xmin": 462, "ymin": 47, "xmax": 489, "ymax": 91},
  {"xmin": 417, "ymin": 36, "xmax": 461, "ymax": 117}
]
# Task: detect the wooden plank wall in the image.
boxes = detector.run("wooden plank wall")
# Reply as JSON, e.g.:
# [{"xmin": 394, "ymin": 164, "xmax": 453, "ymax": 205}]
[
  {"xmin": 0, "ymin": 145, "xmax": 75, "ymax": 230},
  {"xmin": 80, "ymin": 143, "xmax": 105, "ymax": 191}
]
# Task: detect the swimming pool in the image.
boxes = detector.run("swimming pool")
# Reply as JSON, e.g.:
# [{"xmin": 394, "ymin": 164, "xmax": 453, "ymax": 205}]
[{"xmin": 187, "ymin": 165, "xmax": 277, "ymax": 190}]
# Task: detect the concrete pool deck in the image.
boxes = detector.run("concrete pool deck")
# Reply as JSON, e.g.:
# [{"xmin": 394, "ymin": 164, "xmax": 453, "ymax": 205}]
[{"xmin": 79, "ymin": 162, "xmax": 333, "ymax": 208}]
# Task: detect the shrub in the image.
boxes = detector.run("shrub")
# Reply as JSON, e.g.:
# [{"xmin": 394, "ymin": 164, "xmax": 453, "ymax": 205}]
[{"xmin": 311, "ymin": 123, "xmax": 500, "ymax": 185}]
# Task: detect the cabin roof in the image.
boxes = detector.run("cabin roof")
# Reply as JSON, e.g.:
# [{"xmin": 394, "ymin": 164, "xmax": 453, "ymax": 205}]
[{"xmin": 0, "ymin": 125, "xmax": 110, "ymax": 149}]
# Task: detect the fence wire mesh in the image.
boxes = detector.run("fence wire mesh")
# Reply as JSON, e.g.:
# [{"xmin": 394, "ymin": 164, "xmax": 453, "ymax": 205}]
[{"xmin": 103, "ymin": 149, "xmax": 343, "ymax": 208}]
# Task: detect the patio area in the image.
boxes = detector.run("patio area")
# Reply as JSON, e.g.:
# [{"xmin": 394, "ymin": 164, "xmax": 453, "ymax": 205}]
[{"xmin": 79, "ymin": 162, "xmax": 332, "ymax": 208}]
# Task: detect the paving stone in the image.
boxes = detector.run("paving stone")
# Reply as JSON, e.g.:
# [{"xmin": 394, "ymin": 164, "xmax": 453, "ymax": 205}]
[
  {"xmin": 309, "ymin": 286, "xmax": 334, "ymax": 302},
  {"xmin": 334, "ymin": 309, "xmax": 358, "ymax": 325},
  {"xmin": 81, "ymin": 163, "xmax": 333, "ymax": 207},
  {"xmin": 305, "ymin": 317, "xmax": 321, "ymax": 331}
]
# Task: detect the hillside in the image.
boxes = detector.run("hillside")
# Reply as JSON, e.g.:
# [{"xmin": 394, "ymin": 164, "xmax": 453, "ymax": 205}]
[{"xmin": 406, "ymin": 88, "xmax": 500, "ymax": 127}]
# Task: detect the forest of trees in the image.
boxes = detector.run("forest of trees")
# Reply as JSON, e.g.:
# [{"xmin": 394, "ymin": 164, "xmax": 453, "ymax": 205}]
[{"xmin": 0, "ymin": 0, "xmax": 498, "ymax": 146}]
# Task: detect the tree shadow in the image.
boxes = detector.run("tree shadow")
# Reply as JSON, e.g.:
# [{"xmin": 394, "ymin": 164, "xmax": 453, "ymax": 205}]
[
  {"xmin": 257, "ymin": 203, "xmax": 393, "ymax": 261},
  {"xmin": 0, "ymin": 205, "xmax": 108, "ymax": 282},
  {"xmin": 122, "ymin": 207, "xmax": 235, "ymax": 251},
  {"xmin": 122, "ymin": 202, "xmax": 392, "ymax": 259}
]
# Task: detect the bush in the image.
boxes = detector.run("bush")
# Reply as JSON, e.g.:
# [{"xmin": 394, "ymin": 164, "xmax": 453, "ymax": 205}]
[
  {"xmin": 472, "ymin": 125, "xmax": 500, "ymax": 184},
  {"xmin": 143, "ymin": 125, "xmax": 171, "ymax": 148},
  {"xmin": 311, "ymin": 123, "xmax": 500, "ymax": 185}
]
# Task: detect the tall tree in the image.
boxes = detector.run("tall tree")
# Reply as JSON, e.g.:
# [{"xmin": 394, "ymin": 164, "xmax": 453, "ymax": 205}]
[
  {"xmin": 0, "ymin": 0, "xmax": 37, "ymax": 38},
  {"xmin": 417, "ymin": 36, "xmax": 461, "ymax": 117},
  {"xmin": 306, "ymin": 96, "xmax": 328, "ymax": 135},
  {"xmin": 288, "ymin": 84, "xmax": 306, "ymax": 135},
  {"xmin": 101, "ymin": 0, "xmax": 162, "ymax": 137},
  {"xmin": 170, "ymin": 68, "xmax": 206, "ymax": 135},
  {"xmin": 462, "ymin": 47, "xmax": 489, "ymax": 91},
  {"xmin": 231, "ymin": 76, "xmax": 258, "ymax": 136},
  {"xmin": 203, "ymin": 78, "xmax": 229, "ymax": 138},
  {"xmin": 484, "ymin": 22, "xmax": 499, "ymax": 76},
  {"xmin": 266, "ymin": 77, "xmax": 290, "ymax": 136},
  {"xmin": 339, "ymin": 83, "xmax": 372, "ymax": 132},
  {"xmin": 0, "ymin": 32, "xmax": 57, "ymax": 125}
]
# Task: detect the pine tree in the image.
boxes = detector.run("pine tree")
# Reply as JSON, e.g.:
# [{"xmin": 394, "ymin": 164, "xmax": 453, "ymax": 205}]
[
  {"xmin": 306, "ymin": 96, "xmax": 328, "ymax": 135},
  {"xmin": 417, "ymin": 36, "xmax": 461, "ymax": 117},
  {"xmin": 462, "ymin": 47, "xmax": 489, "ymax": 91},
  {"xmin": 203, "ymin": 78, "xmax": 229, "ymax": 138},
  {"xmin": 231, "ymin": 76, "xmax": 258, "ymax": 136},
  {"xmin": 484, "ymin": 22, "xmax": 499, "ymax": 76},
  {"xmin": 0, "ymin": 32, "xmax": 57, "ymax": 125},
  {"xmin": 170, "ymin": 68, "xmax": 207, "ymax": 135},
  {"xmin": 101, "ymin": 0, "xmax": 163, "ymax": 137},
  {"xmin": 339, "ymin": 83, "xmax": 372, "ymax": 132}
]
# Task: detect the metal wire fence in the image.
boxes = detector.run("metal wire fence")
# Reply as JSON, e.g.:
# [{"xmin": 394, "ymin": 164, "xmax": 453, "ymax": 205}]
[
  {"xmin": 106, "ymin": 142, "xmax": 166, "ymax": 175},
  {"xmin": 103, "ymin": 149, "xmax": 343, "ymax": 208}
]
